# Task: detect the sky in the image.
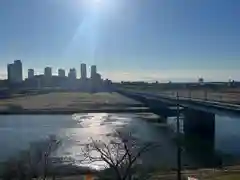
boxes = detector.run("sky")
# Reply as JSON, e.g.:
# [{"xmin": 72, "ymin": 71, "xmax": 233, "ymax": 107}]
[{"xmin": 0, "ymin": 0, "xmax": 239, "ymax": 82}]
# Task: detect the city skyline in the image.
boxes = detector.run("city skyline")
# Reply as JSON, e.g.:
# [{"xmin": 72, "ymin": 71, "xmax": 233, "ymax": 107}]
[
  {"xmin": 7, "ymin": 60, "xmax": 102, "ymax": 82},
  {"xmin": 3, "ymin": 62, "xmax": 240, "ymax": 83},
  {"xmin": 6, "ymin": 59, "xmax": 106, "ymax": 91},
  {"xmin": 3, "ymin": 58, "xmax": 240, "ymax": 82},
  {"xmin": 0, "ymin": 0, "xmax": 239, "ymax": 82},
  {"xmin": 5, "ymin": 60, "xmax": 109, "ymax": 92}
]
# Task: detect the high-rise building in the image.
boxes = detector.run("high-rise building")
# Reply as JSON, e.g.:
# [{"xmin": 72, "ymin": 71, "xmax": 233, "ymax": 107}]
[
  {"xmin": 28, "ymin": 69, "xmax": 34, "ymax": 79},
  {"xmin": 58, "ymin": 69, "xmax": 65, "ymax": 77},
  {"xmin": 96, "ymin": 73, "xmax": 101, "ymax": 80},
  {"xmin": 44, "ymin": 67, "xmax": 52, "ymax": 78},
  {"xmin": 68, "ymin": 68, "xmax": 77, "ymax": 80},
  {"xmin": 81, "ymin": 63, "xmax": 87, "ymax": 79},
  {"xmin": 7, "ymin": 60, "xmax": 23, "ymax": 83},
  {"xmin": 7, "ymin": 63, "xmax": 14, "ymax": 82},
  {"xmin": 14, "ymin": 60, "xmax": 23, "ymax": 83},
  {"xmin": 91, "ymin": 65, "xmax": 97, "ymax": 79}
]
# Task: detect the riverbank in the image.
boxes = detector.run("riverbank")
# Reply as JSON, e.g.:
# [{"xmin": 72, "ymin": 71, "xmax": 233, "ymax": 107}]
[
  {"xmin": 10, "ymin": 166, "xmax": 240, "ymax": 180},
  {"xmin": 0, "ymin": 92, "xmax": 149, "ymax": 114},
  {"xmin": 149, "ymin": 166, "xmax": 240, "ymax": 180},
  {"xmin": 0, "ymin": 107, "xmax": 153, "ymax": 115}
]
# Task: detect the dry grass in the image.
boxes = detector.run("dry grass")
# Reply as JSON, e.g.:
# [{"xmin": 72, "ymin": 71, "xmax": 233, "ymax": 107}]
[
  {"xmin": 206, "ymin": 174, "xmax": 240, "ymax": 180},
  {"xmin": 0, "ymin": 92, "xmax": 141, "ymax": 111}
]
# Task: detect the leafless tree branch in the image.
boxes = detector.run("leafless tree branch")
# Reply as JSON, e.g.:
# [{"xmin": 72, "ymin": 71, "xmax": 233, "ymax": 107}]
[{"xmin": 81, "ymin": 131, "xmax": 160, "ymax": 180}]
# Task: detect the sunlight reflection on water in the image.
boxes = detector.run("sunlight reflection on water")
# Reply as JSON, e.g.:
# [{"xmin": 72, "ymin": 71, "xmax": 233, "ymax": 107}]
[
  {"xmin": 54, "ymin": 113, "xmax": 130, "ymax": 169},
  {"xmin": 1, "ymin": 113, "xmax": 240, "ymax": 169}
]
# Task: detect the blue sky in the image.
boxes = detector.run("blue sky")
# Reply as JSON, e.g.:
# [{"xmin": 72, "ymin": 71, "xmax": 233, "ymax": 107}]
[{"xmin": 0, "ymin": 0, "xmax": 239, "ymax": 82}]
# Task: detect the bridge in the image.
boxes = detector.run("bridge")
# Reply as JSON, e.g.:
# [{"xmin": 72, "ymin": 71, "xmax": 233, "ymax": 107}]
[
  {"xmin": 127, "ymin": 91, "xmax": 240, "ymax": 115},
  {"xmin": 117, "ymin": 89, "xmax": 240, "ymax": 163}
]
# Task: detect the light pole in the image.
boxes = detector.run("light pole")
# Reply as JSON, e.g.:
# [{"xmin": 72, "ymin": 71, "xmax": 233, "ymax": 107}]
[{"xmin": 176, "ymin": 92, "xmax": 182, "ymax": 180}]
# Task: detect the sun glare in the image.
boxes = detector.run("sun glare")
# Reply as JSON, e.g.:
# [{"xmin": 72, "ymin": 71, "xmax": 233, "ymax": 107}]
[
  {"xmin": 94, "ymin": 0, "xmax": 102, "ymax": 4},
  {"xmin": 89, "ymin": 0, "xmax": 103, "ymax": 9}
]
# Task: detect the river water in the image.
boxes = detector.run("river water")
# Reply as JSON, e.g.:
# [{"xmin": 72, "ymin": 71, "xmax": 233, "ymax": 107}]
[{"xmin": 0, "ymin": 113, "xmax": 240, "ymax": 169}]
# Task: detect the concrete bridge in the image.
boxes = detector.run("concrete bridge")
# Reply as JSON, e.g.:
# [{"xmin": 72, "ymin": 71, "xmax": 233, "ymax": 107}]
[{"xmin": 117, "ymin": 89, "xmax": 240, "ymax": 164}]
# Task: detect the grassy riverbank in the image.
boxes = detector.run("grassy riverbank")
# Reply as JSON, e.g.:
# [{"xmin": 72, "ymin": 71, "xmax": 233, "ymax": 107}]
[
  {"xmin": 143, "ymin": 166, "xmax": 240, "ymax": 180},
  {"xmin": 0, "ymin": 92, "xmax": 145, "ymax": 114}
]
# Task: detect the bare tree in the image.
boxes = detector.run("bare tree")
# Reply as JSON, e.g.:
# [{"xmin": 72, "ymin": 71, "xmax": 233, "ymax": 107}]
[
  {"xmin": 1, "ymin": 135, "xmax": 60, "ymax": 180},
  {"xmin": 81, "ymin": 131, "xmax": 159, "ymax": 180},
  {"xmin": 41, "ymin": 135, "xmax": 61, "ymax": 180}
]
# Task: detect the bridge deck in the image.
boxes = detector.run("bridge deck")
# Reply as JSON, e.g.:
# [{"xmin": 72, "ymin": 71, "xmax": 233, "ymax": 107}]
[{"xmin": 119, "ymin": 90, "xmax": 240, "ymax": 117}]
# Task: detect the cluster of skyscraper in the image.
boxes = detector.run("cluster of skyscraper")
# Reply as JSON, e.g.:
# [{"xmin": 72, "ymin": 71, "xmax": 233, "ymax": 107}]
[
  {"xmin": 7, "ymin": 60, "xmax": 101, "ymax": 83},
  {"xmin": 7, "ymin": 60, "xmax": 112, "ymax": 92},
  {"xmin": 38, "ymin": 64, "xmax": 100, "ymax": 81}
]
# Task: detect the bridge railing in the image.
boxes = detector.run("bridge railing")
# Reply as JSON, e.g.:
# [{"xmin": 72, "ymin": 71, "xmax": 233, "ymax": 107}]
[
  {"xmin": 155, "ymin": 91, "xmax": 240, "ymax": 105},
  {"xmin": 122, "ymin": 88, "xmax": 240, "ymax": 105}
]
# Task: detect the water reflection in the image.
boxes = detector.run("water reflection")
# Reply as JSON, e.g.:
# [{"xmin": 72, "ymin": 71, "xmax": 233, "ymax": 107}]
[
  {"xmin": 0, "ymin": 113, "xmax": 240, "ymax": 169},
  {"xmin": 57, "ymin": 113, "xmax": 128, "ymax": 170},
  {"xmin": 0, "ymin": 114, "xmax": 192, "ymax": 169},
  {"xmin": 215, "ymin": 115, "xmax": 240, "ymax": 155},
  {"xmin": 167, "ymin": 114, "xmax": 240, "ymax": 166}
]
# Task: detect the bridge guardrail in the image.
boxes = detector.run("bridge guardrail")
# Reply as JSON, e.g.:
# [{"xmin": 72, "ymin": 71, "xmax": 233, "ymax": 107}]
[
  {"xmin": 149, "ymin": 91, "xmax": 240, "ymax": 105},
  {"xmin": 118, "ymin": 89, "xmax": 240, "ymax": 115},
  {"xmin": 125, "ymin": 89, "xmax": 240, "ymax": 108},
  {"xmin": 148, "ymin": 92, "xmax": 240, "ymax": 110},
  {"xmin": 118, "ymin": 87, "xmax": 240, "ymax": 104}
]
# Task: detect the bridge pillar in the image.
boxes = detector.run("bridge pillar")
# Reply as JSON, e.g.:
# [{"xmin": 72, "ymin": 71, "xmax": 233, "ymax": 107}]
[
  {"xmin": 184, "ymin": 109, "xmax": 215, "ymax": 139},
  {"xmin": 144, "ymin": 98, "xmax": 175, "ymax": 118},
  {"xmin": 183, "ymin": 109, "xmax": 218, "ymax": 166}
]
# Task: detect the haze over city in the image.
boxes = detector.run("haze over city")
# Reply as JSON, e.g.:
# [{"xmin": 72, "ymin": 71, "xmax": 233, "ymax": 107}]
[{"xmin": 0, "ymin": 0, "xmax": 239, "ymax": 82}]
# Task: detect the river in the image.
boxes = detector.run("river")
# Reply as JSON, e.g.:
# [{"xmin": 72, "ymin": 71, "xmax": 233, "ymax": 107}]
[{"xmin": 0, "ymin": 113, "xmax": 240, "ymax": 170}]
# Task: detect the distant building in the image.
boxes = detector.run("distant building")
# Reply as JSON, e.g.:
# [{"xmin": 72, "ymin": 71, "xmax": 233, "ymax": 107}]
[
  {"xmin": 95, "ymin": 73, "xmax": 101, "ymax": 81},
  {"xmin": 105, "ymin": 79, "xmax": 112, "ymax": 85},
  {"xmin": 7, "ymin": 60, "xmax": 23, "ymax": 83},
  {"xmin": 198, "ymin": 77, "xmax": 204, "ymax": 85},
  {"xmin": 91, "ymin": 65, "xmax": 97, "ymax": 79},
  {"xmin": 44, "ymin": 67, "xmax": 52, "ymax": 78},
  {"xmin": 58, "ymin": 69, "xmax": 65, "ymax": 77},
  {"xmin": 28, "ymin": 69, "xmax": 34, "ymax": 79},
  {"xmin": 68, "ymin": 68, "xmax": 77, "ymax": 80},
  {"xmin": 7, "ymin": 63, "xmax": 14, "ymax": 82},
  {"xmin": 228, "ymin": 79, "xmax": 235, "ymax": 87},
  {"xmin": 14, "ymin": 60, "xmax": 23, "ymax": 83},
  {"xmin": 81, "ymin": 63, "xmax": 87, "ymax": 79}
]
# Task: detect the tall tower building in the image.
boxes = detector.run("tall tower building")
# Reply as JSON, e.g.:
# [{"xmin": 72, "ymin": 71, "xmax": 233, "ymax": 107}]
[
  {"xmin": 58, "ymin": 69, "xmax": 65, "ymax": 77},
  {"xmin": 28, "ymin": 69, "xmax": 34, "ymax": 79},
  {"xmin": 44, "ymin": 67, "xmax": 52, "ymax": 78},
  {"xmin": 68, "ymin": 68, "xmax": 77, "ymax": 80},
  {"xmin": 91, "ymin": 65, "xmax": 97, "ymax": 79},
  {"xmin": 7, "ymin": 63, "xmax": 14, "ymax": 82},
  {"xmin": 7, "ymin": 60, "xmax": 23, "ymax": 83},
  {"xmin": 14, "ymin": 60, "xmax": 23, "ymax": 83},
  {"xmin": 81, "ymin": 63, "xmax": 87, "ymax": 79}
]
